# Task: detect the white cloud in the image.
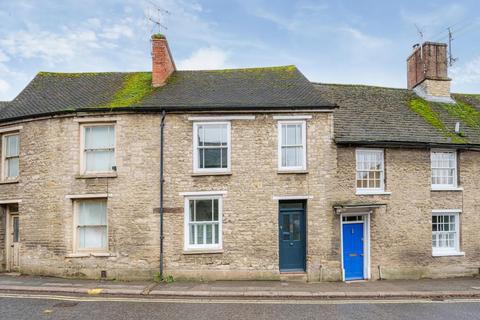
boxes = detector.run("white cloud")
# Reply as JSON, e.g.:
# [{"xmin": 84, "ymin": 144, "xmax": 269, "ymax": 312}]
[
  {"xmin": 1, "ymin": 31, "xmax": 74, "ymax": 62},
  {"xmin": 400, "ymin": 3, "xmax": 466, "ymax": 37},
  {"xmin": 178, "ymin": 47, "xmax": 232, "ymax": 70},
  {"xmin": 451, "ymin": 56, "xmax": 480, "ymax": 84},
  {"xmin": 340, "ymin": 27, "xmax": 391, "ymax": 49},
  {"xmin": 100, "ymin": 24, "xmax": 134, "ymax": 40},
  {"xmin": 0, "ymin": 79, "xmax": 11, "ymax": 95},
  {"xmin": 0, "ymin": 49, "xmax": 9, "ymax": 62}
]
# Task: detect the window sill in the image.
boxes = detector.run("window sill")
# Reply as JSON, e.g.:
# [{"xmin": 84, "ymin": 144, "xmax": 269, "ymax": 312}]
[
  {"xmin": 431, "ymin": 187, "xmax": 463, "ymax": 192},
  {"xmin": 76, "ymin": 173, "xmax": 118, "ymax": 179},
  {"xmin": 356, "ymin": 190, "xmax": 392, "ymax": 196},
  {"xmin": 277, "ymin": 170, "xmax": 308, "ymax": 174},
  {"xmin": 0, "ymin": 180, "xmax": 19, "ymax": 185},
  {"xmin": 191, "ymin": 172, "xmax": 232, "ymax": 177},
  {"xmin": 66, "ymin": 252, "xmax": 115, "ymax": 258},
  {"xmin": 432, "ymin": 251, "xmax": 465, "ymax": 257},
  {"xmin": 183, "ymin": 249, "xmax": 224, "ymax": 255}
]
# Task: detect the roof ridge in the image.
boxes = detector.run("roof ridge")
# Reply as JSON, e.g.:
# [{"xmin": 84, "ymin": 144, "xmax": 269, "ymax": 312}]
[
  {"xmin": 37, "ymin": 71, "xmax": 149, "ymax": 77},
  {"xmin": 312, "ymin": 82, "xmax": 409, "ymax": 91},
  {"xmin": 178, "ymin": 65, "xmax": 297, "ymax": 73}
]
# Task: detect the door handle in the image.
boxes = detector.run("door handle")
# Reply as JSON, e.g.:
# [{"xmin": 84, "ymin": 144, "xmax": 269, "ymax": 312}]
[{"xmin": 289, "ymin": 242, "xmax": 294, "ymax": 246}]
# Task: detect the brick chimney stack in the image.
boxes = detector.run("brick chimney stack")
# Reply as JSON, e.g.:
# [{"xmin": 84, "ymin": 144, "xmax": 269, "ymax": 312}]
[
  {"xmin": 151, "ymin": 34, "xmax": 176, "ymax": 87},
  {"xmin": 407, "ymin": 42, "xmax": 454, "ymax": 103}
]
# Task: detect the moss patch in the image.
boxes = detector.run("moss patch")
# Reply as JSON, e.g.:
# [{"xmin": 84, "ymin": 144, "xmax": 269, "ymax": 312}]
[
  {"xmin": 440, "ymin": 99, "xmax": 480, "ymax": 130},
  {"xmin": 151, "ymin": 33, "xmax": 166, "ymax": 39},
  {"xmin": 100, "ymin": 73, "xmax": 156, "ymax": 108},
  {"xmin": 200, "ymin": 65, "xmax": 297, "ymax": 80},
  {"xmin": 38, "ymin": 72, "xmax": 105, "ymax": 78},
  {"xmin": 408, "ymin": 98, "xmax": 466, "ymax": 143}
]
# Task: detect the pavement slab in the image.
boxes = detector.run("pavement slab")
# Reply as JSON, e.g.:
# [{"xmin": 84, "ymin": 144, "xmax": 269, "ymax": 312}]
[{"xmin": 1, "ymin": 274, "xmax": 480, "ymax": 300}]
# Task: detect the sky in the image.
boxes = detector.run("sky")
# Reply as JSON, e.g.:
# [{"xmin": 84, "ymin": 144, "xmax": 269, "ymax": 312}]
[{"xmin": 0, "ymin": 0, "xmax": 479, "ymax": 101}]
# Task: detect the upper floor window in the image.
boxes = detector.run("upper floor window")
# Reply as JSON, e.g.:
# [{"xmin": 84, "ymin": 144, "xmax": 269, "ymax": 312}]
[
  {"xmin": 432, "ymin": 211, "xmax": 461, "ymax": 256},
  {"xmin": 278, "ymin": 121, "xmax": 306, "ymax": 171},
  {"xmin": 356, "ymin": 149, "xmax": 384, "ymax": 193},
  {"xmin": 193, "ymin": 122, "xmax": 230, "ymax": 173},
  {"xmin": 2, "ymin": 133, "xmax": 19, "ymax": 181},
  {"xmin": 431, "ymin": 150, "xmax": 457, "ymax": 189},
  {"xmin": 75, "ymin": 199, "xmax": 108, "ymax": 252},
  {"xmin": 81, "ymin": 124, "xmax": 115, "ymax": 174},
  {"xmin": 184, "ymin": 196, "xmax": 222, "ymax": 251}
]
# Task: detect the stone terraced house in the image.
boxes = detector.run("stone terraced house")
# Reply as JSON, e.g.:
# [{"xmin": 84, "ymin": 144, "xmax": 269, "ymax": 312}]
[{"xmin": 0, "ymin": 37, "xmax": 479, "ymax": 282}]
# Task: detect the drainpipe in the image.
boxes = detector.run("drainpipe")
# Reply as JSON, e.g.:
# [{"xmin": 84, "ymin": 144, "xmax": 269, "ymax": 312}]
[{"xmin": 160, "ymin": 110, "xmax": 166, "ymax": 280}]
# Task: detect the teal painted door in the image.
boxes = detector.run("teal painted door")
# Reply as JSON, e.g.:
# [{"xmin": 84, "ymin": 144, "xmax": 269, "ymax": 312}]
[
  {"xmin": 342, "ymin": 223, "xmax": 364, "ymax": 280},
  {"xmin": 279, "ymin": 202, "xmax": 306, "ymax": 272}
]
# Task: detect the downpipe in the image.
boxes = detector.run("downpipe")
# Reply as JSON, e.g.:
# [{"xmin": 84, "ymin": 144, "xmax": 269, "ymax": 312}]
[{"xmin": 160, "ymin": 110, "xmax": 166, "ymax": 280}]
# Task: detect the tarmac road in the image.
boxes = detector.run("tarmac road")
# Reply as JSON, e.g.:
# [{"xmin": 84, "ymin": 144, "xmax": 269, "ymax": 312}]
[{"xmin": 1, "ymin": 292, "xmax": 480, "ymax": 320}]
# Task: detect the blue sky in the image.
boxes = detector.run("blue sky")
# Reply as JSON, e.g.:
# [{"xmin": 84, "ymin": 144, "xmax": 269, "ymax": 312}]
[{"xmin": 0, "ymin": 0, "xmax": 479, "ymax": 100}]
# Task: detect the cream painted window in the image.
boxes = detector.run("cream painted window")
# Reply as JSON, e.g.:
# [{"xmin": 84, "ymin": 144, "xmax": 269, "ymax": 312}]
[
  {"xmin": 82, "ymin": 124, "xmax": 115, "ymax": 173},
  {"xmin": 75, "ymin": 200, "xmax": 108, "ymax": 252},
  {"xmin": 432, "ymin": 212, "xmax": 460, "ymax": 256},
  {"xmin": 193, "ymin": 122, "xmax": 230, "ymax": 173},
  {"xmin": 431, "ymin": 150, "xmax": 457, "ymax": 188},
  {"xmin": 278, "ymin": 121, "xmax": 307, "ymax": 171},
  {"xmin": 184, "ymin": 196, "xmax": 222, "ymax": 251},
  {"xmin": 2, "ymin": 133, "xmax": 19, "ymax": 181},
  {"xmin": 356, "ymin": 149, "xmax": 384, "ymax": 192}
]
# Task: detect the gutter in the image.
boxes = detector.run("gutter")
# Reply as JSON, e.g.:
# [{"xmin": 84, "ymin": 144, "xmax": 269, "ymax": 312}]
[
  {"xmin": 336, "ymin": 140, "xmax": 480, "ymax": 151},
  {"xmin": 0, "ymin": 104, "xmax": 338, "ymax": 124},
  {"xmin": 159, "ymin": 110, "xmax": 166, "ymax": 280}
]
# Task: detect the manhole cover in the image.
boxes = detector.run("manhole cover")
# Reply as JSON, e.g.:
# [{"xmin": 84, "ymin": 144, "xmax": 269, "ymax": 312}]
[{"xmin": 53, "ymin": 302, "xmax": 78, "ymax": 308}]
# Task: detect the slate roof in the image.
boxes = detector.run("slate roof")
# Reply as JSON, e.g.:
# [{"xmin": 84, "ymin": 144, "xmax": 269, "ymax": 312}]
[
  {"xmin": 313, "ymin": 83, "xmax": 480, "ymax": 147},
  {"xmin": 0, "ymin": 66, "xmax": 335, "ymax": 122},
  {"xmin": 0, "ymin": 101, "xmax": 7, "ymax": 111}
]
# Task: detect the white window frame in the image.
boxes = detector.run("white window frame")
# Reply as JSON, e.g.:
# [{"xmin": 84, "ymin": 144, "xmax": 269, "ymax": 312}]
[
  {"xmin": 73, "ymin": 199, "xmax": 108, "ymax": 253},
  {"xmin": 277, "ymin": 120, "xmax": 307, "ymax": 171},
  {"xmin": 355, "ymin": 149, "xmax": 385, "ymax": 194},
  {"xmin": 1, "ymin": 132, "xmax": 20, "ymax": 182},
  {"xmin": 184, "ymin": 195, "xmax": 223, "ymax": 251},
  {"xmin": 431, "ymin": 149, "xmax": 458, "ymax": 190},
  {"xmin": 192, "ymin": 122, "xmax": 231, "ymax": 174},
  {"xmin": 80, "ymin": 123, "xmax": 116, "ymax": 174},
  {"xmin": 431, "ymin": 211, "xmax": 463, "ymax": 257}
]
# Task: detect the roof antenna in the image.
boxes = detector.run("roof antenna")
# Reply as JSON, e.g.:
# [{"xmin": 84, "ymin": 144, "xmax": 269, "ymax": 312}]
[
  {"xmin": 414, "ymin": 24, "xmax": 425, "ymax": 53},
  {"xmin": 447, "ymin": 27, "xmax": 458, "ymax": 67},
  {"xmin": 414, "ymin": 24, "xmax": 426, "ymax": 73},
  {"xmin": 145, "ymin": 0, "xmax": 170, "ymax": 34}
]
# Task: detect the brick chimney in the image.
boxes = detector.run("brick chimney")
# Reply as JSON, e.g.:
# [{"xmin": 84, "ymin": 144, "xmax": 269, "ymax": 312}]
[
  {"xmin": 151, "ymin": 34, "xmax": 176, "ymax": 87},
  {"xmin": 407, "ymin": 42, "xmax": 454, "ymax": 103}
]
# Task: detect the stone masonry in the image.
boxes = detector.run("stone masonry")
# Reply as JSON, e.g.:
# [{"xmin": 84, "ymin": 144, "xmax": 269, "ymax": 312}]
[
  {"xmin": 0, "ymin": 110, "xmax": 479, "ymax": 281},
  {"xmin": 0, "ymin": 111, "xmax": 337, "ymax": 281},
  {"xmin": 331, "ymin": 147, "xmax": 480, "ymax": 280}
]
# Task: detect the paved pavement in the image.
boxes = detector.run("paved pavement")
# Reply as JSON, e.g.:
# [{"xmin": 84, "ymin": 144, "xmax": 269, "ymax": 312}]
[
  {"xmin": 1, "ymin": 292, "xmax": 480, "ymax": 319},
  {"xmin": 1, "ymin": 274, "xmax": 480, "ymax": 299}
]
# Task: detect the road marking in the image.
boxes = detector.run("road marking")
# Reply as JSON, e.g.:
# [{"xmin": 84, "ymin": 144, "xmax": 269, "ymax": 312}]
[
  {"xmin": 87, "ymin": 288, "xmax": 103, "ymax": 295},
  {"xmin": 0, "ymin": 293, "xmax": 480, "ymax": 305}
]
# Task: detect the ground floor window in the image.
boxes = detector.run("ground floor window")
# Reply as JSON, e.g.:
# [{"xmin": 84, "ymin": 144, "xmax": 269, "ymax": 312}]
[
  {"xmin": 75, "ymin": 199, "xmax": 108, "ymax": 252},
  {"xmin": 184, "ymin": 196, "xmax": 222, "ymax": 251},
  {"xmin": 432, "ymin": 212, "xmax": 460, "ymax": 256}
]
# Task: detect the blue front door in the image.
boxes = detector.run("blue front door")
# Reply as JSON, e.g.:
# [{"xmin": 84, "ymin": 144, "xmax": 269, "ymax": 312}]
[
  {"xmin": 279, "ymin": 202, "xmax": 306, "ymax": 272},
  {"xmin": 342, "ymin": 223, "xmax": 364, "ymax": 280}
]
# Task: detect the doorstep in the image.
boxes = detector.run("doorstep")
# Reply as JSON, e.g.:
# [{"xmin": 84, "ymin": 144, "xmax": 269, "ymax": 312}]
[{"xmin": 279, "ymin": 272, "xmax": 307, "ymax": 282}]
